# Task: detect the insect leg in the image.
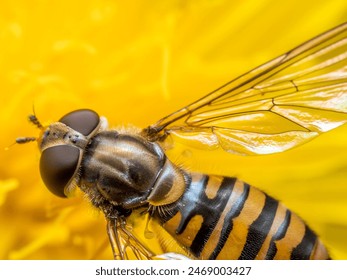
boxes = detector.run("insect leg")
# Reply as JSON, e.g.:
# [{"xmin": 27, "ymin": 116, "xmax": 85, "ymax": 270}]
[
  {"xmin": 106, "ymin": 219, "xmax": 125, "ymax": 260},
  {"xmin": 118, "ymin": 221, "xmax": 154, "ymax": 260}
]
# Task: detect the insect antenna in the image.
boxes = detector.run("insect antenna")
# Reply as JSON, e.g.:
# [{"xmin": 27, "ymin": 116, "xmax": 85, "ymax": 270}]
[
  {"xmin": 28, "ymin": 114, "xmax": 43, "ymax": 129},
  {"xmin": 5, "ymin": 137, "xmax": 37, "ymax": 150},
  {"xmin": 6, "ymin": 107, "xmax": 43, "ymax": 150},
  {"xmin": 28, "ymin": 104, "xmax": 44, "ymax": 129},
  {"xmin": 16, "ymin": 137, "xmax": 37, "ymax": 144}
]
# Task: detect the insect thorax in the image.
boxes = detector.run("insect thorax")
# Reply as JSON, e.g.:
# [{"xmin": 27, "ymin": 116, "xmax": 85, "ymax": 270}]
[{"xmin": 77, "ymin": 130, "xmax": 187, "ymax": 213}]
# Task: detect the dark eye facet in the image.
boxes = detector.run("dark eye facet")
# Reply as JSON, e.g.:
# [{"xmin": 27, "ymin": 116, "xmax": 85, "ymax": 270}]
[
  {"xmin": 59, "ymin": 109, "xmax": 100, "ymax": 136},
  {"xmin": 40, "ymin": 145, "xmax": 80, "ymax": 197}
]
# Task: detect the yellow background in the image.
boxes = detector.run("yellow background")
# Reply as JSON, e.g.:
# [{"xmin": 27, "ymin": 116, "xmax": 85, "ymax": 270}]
[{"xmin": 0, "ymin": 0, "xmax": 346, "ymax": 259}]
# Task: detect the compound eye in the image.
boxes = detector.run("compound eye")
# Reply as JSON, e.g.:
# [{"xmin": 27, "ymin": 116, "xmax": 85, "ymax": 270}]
[
  {"xmin": 59, "ymin": 109, "xmax": 100, "ymax": 136},
  {"xmin": 40, "ymin": 145, "xmax": 80, "ymax": 198}
]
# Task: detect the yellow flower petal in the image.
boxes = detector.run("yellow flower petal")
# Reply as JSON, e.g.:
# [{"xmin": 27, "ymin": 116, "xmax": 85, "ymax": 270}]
[
  {"xmin": 0, "ymin": 179, "xmax": 18, "ymax": 206},
  {"xmin": 1, "ymin": 0, "xmax": 346, "ymax": 260}
]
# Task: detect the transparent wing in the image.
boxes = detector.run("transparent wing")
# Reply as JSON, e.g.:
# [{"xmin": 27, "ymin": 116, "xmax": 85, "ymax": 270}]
[
  {"xmin": 107, "ymin": 218, "xmax": 153, "ymax": 260},
  {"xmin": 145, "ymin": 22, "xmax": 347, "ymax": 155}
]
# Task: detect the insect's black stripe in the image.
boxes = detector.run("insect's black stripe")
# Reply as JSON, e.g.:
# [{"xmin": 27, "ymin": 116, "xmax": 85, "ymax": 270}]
[
  {"xmin": 238, "ymin": 195, "xmax": 279, "ymax": 260},
  {"xmin": 154, "ymin": 174, "xmax": 204, "ymax": 225},
  {"xmin": 157, "ymin": 175, "xmax": 236, "ymax": 258},
  {"xmin": 187, "ymin": 177, "xmax": 236, "ymax": 257},
  {"xmin": 208, "ymin": 183, "xmax": 250, "ymax": 260},
  {"xmin": 265, "ymin": 210, "xmax": 291, "ymax": 260},
  {"xmin": 290, "ymin": 225, "xmax": 317, "ymax": 260},
  {"xmin": 174, "ymin": 175, "xmax": 209, "ymax": 233}
]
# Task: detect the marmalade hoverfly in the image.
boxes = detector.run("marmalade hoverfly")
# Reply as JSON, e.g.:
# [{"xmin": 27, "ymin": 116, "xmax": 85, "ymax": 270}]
[{"xmin": 18, "ymin": 22, "xmax": 347, "ymax": 259}]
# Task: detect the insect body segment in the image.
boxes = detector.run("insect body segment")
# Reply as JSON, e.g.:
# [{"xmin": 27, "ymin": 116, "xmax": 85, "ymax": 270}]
[
  {"xmin": 155, "ymin": 173, "xmax": 329, "ymax": 260},
  {"xmin": 38, "ymin": 109, "xmax": 102, "ymax": 197},
  {"xmin": 78, "ymin": 130, "xmax": 187, "ymax": 210}
]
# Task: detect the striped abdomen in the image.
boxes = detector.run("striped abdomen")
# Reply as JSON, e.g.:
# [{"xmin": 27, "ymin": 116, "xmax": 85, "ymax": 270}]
[{"xmin": 154, "ymin": 173, "xmax": 329, "ymax": 260}]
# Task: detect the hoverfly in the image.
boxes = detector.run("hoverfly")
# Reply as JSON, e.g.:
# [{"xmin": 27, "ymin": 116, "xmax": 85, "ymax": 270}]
[{"xmin": 17, "ymin": 22, "xmax": 347, "ymax": 260}]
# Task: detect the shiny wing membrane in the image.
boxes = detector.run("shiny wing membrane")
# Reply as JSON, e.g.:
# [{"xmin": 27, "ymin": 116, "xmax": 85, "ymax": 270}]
[{"xmin": 145, "ymin": 22, "xmax": 347, "ymax": 155}]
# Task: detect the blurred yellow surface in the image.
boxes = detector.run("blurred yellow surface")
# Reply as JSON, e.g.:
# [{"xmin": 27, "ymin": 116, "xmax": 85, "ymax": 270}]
[{"xmin": 0, "ymin": 0, "xmax": 346, "ymax": 259}]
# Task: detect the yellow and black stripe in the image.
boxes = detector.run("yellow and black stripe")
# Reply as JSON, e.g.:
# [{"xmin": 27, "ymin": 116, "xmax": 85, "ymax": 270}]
[{"xmin": 155, "ymin": 173, "xmax": 329, "ymax": 260}]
